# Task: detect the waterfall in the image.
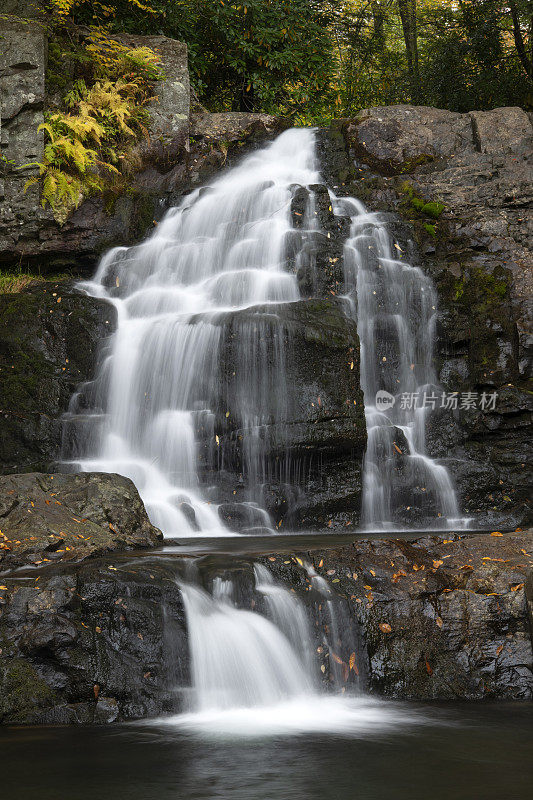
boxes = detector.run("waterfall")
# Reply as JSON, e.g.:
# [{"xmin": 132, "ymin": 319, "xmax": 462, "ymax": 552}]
[
  {"xmin": 180, "ymin": 569, "xmax": 314, "ymax": 713},
  {"xmin": 333, "ymin": 195, "xmax": 465, "ymax": 530},
  {"xmin": 63, "ymin": 129, "xmax": 320, "ymax": 537},
  {"xmin": 62, "ymin": 127, "xmax": 447, "ymax": 735},
  {"xmin": 153, "ymin": 563, "xmax": 413, "ymax": 737}
]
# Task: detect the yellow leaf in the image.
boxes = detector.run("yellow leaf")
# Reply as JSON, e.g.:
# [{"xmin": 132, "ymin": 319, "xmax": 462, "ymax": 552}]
[
  {"xmin": 436, "ymin": 616, "xmax": 443, "ymax": 628},
  {"xmin": 490, "ymin": 531, "xmax": 503, "ymax": 537}
]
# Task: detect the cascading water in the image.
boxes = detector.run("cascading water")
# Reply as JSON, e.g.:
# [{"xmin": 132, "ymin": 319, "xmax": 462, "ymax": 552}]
[
  {"xmin": 157, "ymin": 562, "xmax": 414, "ymax": 737},
  {"xmin": 332, "ymin": 194, "xmax": 466, "ymax": 530},
  {"xmin": 63, "ymin": 129, "xmax": 320, "ymax": 536},
  {"xmin": 64, "ymin": 127, "xmax": 457, "ymax": 735}
]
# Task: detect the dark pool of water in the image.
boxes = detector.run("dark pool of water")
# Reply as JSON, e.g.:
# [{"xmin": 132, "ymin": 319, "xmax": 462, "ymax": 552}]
[{"xmin": 2, "ymin": 703, "xmax": 532, "ymax": 799}]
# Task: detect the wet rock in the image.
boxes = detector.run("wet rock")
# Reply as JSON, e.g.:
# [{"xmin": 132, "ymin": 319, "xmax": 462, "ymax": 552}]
[
  {"xmin": 0, "ymin": 280, "xmax": 116, "ymax": 474},
  {"xmin": 266, "ymin": 529, "xmax": 533, "ymax": 700},
  {"xmin": 0, "ymin": 557, "xmax": 187, "ymax": 724},
  {"xmin": 339, "ymin": 105, "xmax": 533, "ymax": 527},
  {"xmin": 0, "ymin": 471, "xmax": 162, "ymax": 570},
  {"xmin": 218, "ymin": 503, "xmax": 269, "ymax": 531},
  {"xmin": 205, "ymin": 298, "xmax": 366, "ymax": 527}
]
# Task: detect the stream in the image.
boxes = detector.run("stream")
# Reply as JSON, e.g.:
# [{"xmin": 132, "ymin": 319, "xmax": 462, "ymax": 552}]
[{"xmin": 3, "ymin": 703, "xmax": 532, "ymax": 799}]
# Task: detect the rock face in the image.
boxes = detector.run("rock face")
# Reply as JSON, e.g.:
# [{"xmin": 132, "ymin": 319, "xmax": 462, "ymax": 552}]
[
  {"xmin": 0, "ymin": 557, "xmax": 185, "ymax": 724},
  {"xmin": 267, "ymin": 530, "xmax": 533, "ymax": 700},
  {"xmin": 330, "ymin": 105, "xmax": 532, "ymax": 528},
  {"xmin": 0, "ymin": 18, "xmax": 47, "ymax": 259},
  {"xmin": 0, "ymin": 280, "xmax": 116, "ymax": 474},
  {"xmin": 209, "ymin": 299, "xmax": 365, "ymax": 528},
  {"xmin": 0, "ymin": 471, "xmax": 162, "ymax": 570},
  {"xmin": 0, "ymin": 14, "xmax": 288, "ymax": 273}
]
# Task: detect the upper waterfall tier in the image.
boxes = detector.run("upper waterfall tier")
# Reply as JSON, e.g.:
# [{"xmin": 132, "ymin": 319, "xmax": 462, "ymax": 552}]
[{"xmin": 63, "ymin": 129, "xmax": 323, "ymax": 537}]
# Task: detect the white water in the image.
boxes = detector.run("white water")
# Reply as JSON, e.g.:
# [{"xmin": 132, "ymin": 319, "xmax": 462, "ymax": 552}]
[
  {"xmin": 155, "ymin": 565, "xmax": 418, "ymax": 737},
  {"xmin": 333, "ymin": 194, "xmax": 466, "ymax": 529},
  {"xmin": 64, "ymin": 128, "xmax": 461, "ymax": 736},
  {"xmin": 63, "ymin": 129, "xmax": 320, "ymax": 537}
]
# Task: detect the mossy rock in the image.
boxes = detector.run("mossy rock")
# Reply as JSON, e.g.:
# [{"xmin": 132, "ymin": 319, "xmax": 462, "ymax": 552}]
[
  {"xmin": 0, "ymin": 280, "xmax": 116, "ymax": 473},
  {"xmin": 0, "ymin": 659, "xmax": 57, "ymax": 723}
]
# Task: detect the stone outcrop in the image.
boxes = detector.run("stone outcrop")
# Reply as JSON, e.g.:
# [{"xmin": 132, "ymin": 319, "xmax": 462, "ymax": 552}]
[
  {"xmin": 268, "ymin": 529, "xmax": 533, "ymax": 700},
  {"xmin": 0, "ymin": 471, "xmax": 162, "ymax": 570},
  {"xmin": 322, "ymin": 105, "xmax": 533, "ymax": 528},
  {"xmin": 212, "ymin": 299, "xmax": 365, "ymax": 527},
  {"xmin": 1, "ymin": 529, "xmax": 531, "ymax": 723},
  {"xmin": 0, "ymin": 280, "xmax": 115, "ymax": 473},
  {"xmin": 0, "ymin": 17, "xmax": 47, "ymax": 258}
]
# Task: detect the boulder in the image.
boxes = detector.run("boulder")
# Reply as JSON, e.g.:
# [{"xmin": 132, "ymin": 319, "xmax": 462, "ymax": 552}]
[{"xmin": 0, "ymin": 471, "xmax": 162, "ymax": 570}]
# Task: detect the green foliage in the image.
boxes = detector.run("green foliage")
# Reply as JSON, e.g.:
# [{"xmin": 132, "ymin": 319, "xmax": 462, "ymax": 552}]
[
  {"xmin": 29, "ymin": 23, "xmax": 162, "ymax": 223},
  {"xmin": 91, "ymin": 0, "xmax": 336, "ymax": 118}
]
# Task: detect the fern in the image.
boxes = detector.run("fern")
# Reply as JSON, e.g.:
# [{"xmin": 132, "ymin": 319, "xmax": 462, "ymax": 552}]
[{"xmin": 30, "ymin": 23, "xmax": 162, "ymax": 223}]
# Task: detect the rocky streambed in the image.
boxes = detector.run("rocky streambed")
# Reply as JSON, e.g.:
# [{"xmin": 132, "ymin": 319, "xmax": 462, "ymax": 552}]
[{"xmin": 0, "ymin": 472, "xmax": 532, "ymax": 724}]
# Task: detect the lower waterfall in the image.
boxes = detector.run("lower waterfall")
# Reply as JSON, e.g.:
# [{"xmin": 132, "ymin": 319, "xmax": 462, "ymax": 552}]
[{"xmin": 153, "ymin": 564, "xmax": 416, "ymax": 737}]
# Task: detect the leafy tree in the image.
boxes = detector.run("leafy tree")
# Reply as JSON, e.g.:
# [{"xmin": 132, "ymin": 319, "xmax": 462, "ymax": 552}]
[{"xmin": 156, "ymin": 0, "xmax": 335, "ymax": 115}]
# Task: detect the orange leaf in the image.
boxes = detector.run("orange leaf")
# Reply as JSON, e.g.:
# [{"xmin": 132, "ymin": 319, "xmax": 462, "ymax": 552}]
[
  {"xmin": 379, "ymin": 622, "xmax": 392, "ymax": 633},
  {"xmin": 425, "ymin": 659, "xmax": 433, "ymax": 675},
  {"xmin": 490, "ymin": 531, "xmax": 503, "ymax": 537}
]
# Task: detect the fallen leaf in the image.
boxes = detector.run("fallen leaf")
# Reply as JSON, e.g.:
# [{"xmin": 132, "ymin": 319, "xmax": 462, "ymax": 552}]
[
  {"xmin": 491, "ymin": 531, "xmax": 503, "ymax": 537},
  {"xmin": 425, "ymin": 659, "xmax": 433, "ymax": 676},
  {"xmin": 436, "ymin": 616, "xmax": 443, "ymax": 628},
  {"xmin": 93, "ymin": 684, "xmax": 100, "ymax": 699},
  {"xmin": 379, "ymin": 622, "xmax": 392, "ymax": 633},
  {"xmin": 433, "ymin": 560, "xmax": 443, "ymax": 568}
]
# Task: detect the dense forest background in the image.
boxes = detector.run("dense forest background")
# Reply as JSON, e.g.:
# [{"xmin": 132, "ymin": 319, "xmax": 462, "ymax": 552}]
[
  {"xmin": 3, "ymin": 1, "xmax": 530, "ymax": 218},
  {"xmin": 48, "ymin": 0, "xmax": 532, "ymax": 121}
]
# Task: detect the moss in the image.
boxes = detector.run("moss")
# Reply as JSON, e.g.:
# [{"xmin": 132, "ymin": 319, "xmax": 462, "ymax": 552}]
[
  {"xmin": 0, "ymin": 269, "xmax": 71, "ymax": 294},
  {"xmin": 440, "ymin": 262, "xmax": 515, "ymax": 384},
  {"xmin": 397, "ymin": 153, "xmax": 435, "ymax": 174},
  {"xmin": 421, "ymin": 201, "xmax": 445, "ymax": 219},
  {"xmin": 424, "ymin": 223, "xmax": 437, "ymax": 237},
  {"xmin": 0, "ymin": 659, "xmax": 57, "ymax": 723}
]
